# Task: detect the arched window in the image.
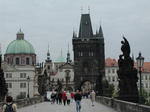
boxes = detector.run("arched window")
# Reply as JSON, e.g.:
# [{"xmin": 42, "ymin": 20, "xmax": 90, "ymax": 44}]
[
  {"xmin": 7, "ymin": 58, "xmax": 10, "ymax": 64},
  {"xmin": 16, "ymin": 58, "xmax": 20, "ymax": 65},
  {"xmin": 26, "ymin": 57, "xmax": 30, "ymax": 65}
]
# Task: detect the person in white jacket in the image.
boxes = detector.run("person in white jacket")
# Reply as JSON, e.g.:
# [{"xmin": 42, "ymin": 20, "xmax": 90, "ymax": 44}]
[
  {"xmin": 90, "ymin": 90, "xmax": 96, "ymax": 106},
  {"xmin": 66, "ymin": 91, "xmax": 71, "ymax": 105}
]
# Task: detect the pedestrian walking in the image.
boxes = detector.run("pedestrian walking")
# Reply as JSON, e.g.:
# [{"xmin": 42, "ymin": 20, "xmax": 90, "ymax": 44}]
[
  {"xmin": 58, "ymin": 92, "xmax": 62, "ymax": 104},
  {"xmin": 90, "ymin": 90, "xmax": 96, "ymax": 106},
  {"xmin": 2, "ymin": 96, "xmax": 18, "ymax": 112},
  {"xmin": 66, "ymin": 91, "xmax": 71, "ymax": 105},
  {"xmin": 51, "ymin": 92, "xmax": 56, "ymax": 104},
  {"xmin": 74, "ymin": 90, "xmax": 82, "ymax": 112},
  {"xmin": 71, "ymin": 92, "xmax": 74, "ymax": 102},
  {"xmin": 62, "ymin": 91, "xmax": 67, "ymax": 106}
]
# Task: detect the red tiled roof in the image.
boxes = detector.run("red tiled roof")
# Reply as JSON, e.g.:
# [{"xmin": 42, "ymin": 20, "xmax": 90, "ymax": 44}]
[
  {"xmin": 134, "ymin": 62, "xmax": 150, "ymax": 73},
  {"xmin": 105, "ymin": 57, "xmax": 118, "ymax": 67},
  {"xmin": 105, "ymin": 57, "xmax": 150, "ymax": 73}
]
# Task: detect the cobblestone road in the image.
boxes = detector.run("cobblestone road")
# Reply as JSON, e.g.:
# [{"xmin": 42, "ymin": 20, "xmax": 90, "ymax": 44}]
[{"xmin": 19, "ymin": 99, "xmax": 117, "ymax": 112}]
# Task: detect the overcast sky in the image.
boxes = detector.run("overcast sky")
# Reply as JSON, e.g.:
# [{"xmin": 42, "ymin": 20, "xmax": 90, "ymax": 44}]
[{"xmin": 0, "ymin": 0, "xmax": 150, "ymax": 62}]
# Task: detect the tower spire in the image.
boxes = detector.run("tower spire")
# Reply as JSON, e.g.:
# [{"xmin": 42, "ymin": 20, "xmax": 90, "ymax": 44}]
[
  {"xmin": 46, "ymin": 44, "xmax": 51, "ymax": 62},
  {"xmin": 66, "ymin": 44, "xmax": 71, "ymax": 63},
  {"xmin": 98, "ymin": 25, "xmax": 104, "ymax": 37}
]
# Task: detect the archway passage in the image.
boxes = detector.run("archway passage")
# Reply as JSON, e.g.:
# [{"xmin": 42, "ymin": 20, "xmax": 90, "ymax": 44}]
[{"xmin": 81, "ymin": 81, "xmax": 92, "ymax": 93}]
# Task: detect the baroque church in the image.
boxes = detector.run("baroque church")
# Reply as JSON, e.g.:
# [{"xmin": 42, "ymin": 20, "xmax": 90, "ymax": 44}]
[{"xmin": 3, "ymin": 29, "xmax": 39, "ymax": 99}]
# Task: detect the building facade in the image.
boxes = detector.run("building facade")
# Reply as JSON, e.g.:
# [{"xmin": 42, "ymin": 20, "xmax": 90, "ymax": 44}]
[{"xmin": 3, "ymin": 29, "xmax": 36, "ymax": 99}]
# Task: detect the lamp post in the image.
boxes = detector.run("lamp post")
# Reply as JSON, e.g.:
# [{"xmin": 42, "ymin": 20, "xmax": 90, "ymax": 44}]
[
  {"xmin": 136, "ymin": 52, "xmax": 144, "ymax": 104},
  {"xmin": 27, "ymin": 76, "xmax": 30, "ymax": 98}
]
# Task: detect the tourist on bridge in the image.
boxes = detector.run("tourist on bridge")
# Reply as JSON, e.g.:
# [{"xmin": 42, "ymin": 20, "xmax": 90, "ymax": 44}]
[
  {"xmin": 2, "ymin": 96, "xmax": 18, "ymax": 112},
  {"xmin": 51, "ymin": 91, "xmax": 56, "ymax": 104},
  {"xmin": 62, "ymin": 91, "xmax": 67, "ymax": 106},
  {"xmin": 66, "ymin": 91, "xmax": 71, "ymax": 105},
  {"xmin": 58, "ymin": 92, "xmax": 62, "ymax": 104},
  {"xmin": 90, "ymin": 90, "xmax": 96, "ymax": 106},
  {"xmin": 74, "ymin": 90, "xmax": 82, "ymax": 112}
]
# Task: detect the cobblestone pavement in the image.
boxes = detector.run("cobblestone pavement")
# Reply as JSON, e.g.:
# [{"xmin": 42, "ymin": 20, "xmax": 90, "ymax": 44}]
[{"xmin": 19, "ymin": 99, "xmax": 117, "ymax": 112}]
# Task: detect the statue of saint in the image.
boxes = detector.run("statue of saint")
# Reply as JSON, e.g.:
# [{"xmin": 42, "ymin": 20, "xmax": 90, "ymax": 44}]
[{"xmin": 121, "ymin": 37, "xmax": 130, "ymax": 58}]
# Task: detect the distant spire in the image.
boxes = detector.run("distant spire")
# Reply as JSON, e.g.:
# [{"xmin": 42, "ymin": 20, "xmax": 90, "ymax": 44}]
[
  {"xmin": 132, "ymin": 53, "xmax": 134, "ymax": 62},
  {"xmin": 73, "ymin": 28, "xmax": 76, "ymax": 38},
  {"xmin": 66, "ymin": 44, "xmax": 71, "ymax": 63},
  {"xmin": 61, "ymin": 49, "xmax": 63, "ymax": 56},
  {"xmin": 0, "ymin": 43, "xmax": 2, "ymax": 69},
  {"xmin": 88, "ymin": 6, "xmax": 90, "ymax": 14},
  {"xmin": 0, "ymin": 43, "xmax": 2, "ymax": 56},
  {"xmin": 81, "ymin": 6, "xmax": 83, "ymax": 14},
  {"xmin": 98, "ymin": 25, "xmax": 104, "ymax": 37},
  {"xmin": 46, "ymin": 44, "xmax": 51, "ymax": 62}
]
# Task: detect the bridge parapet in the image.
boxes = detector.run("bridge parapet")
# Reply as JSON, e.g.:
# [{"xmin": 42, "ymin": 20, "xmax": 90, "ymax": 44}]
[
  {"xmin": 96, "ymin": 96, "xmax": 150, "ymax": 112},
  {"xmin": 0, "ymin": 96, "xmax": 44, "ymax": 112}
]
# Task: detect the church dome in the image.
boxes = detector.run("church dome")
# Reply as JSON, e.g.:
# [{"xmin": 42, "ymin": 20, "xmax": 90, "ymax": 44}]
[
  {"xmin": 55, "ymin": 51, "xmax": 66, "ymax": 63},
  {"xmin": 5, "ymin": 29, "xmax": 35, "ymax": 55}
]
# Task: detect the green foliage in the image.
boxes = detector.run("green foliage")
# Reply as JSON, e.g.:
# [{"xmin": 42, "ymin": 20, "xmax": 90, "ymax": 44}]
[
  {"xmin": 102, "ymin": 79, "xmax": 115, "ymax": 97},
  {"xmin": 16, "ymin": 93, "xmax": 26, "ymax": 100}
]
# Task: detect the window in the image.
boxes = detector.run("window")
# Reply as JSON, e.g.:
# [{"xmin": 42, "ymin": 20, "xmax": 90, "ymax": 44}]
[
  {"xmin": 20, "ymin": 83, "xmax": 26, "ymax": 88},
  {"xmin": 47, "ymin": 65, "xmax": 50, "ymax": 70},
  {"xmin": 146, "ymin": 83, "xmax": 148, "ymax": 88},
  {"xmin": 7, "ymin": 83, "xmax": 12, "ymax": 88},
  {"xmin": 26, "ymin": 58, "xmax": 30, "ymax": 65},
  {"xmin": 16, "ymin": 58, "xmax": 20, "ymax": 65},
  {"xmin": 20, "ymin": 73, "xmax": 26, "ymax": 78},
  {"xmin": 112, "ymin": 69, "xmax": 115, "ymax": 73},
  {"xmin": 112, "ymin": 76, "xmax": 115, "ymax": 82},
  {"xmin": 108, "ymin": 69, "xmax": 111, "ymax": 74},
  {"xmin": 6, "ymin": 73, "xmax": 12, "ymax": 78},
  {"xmin": 108, "ymin": 76, "xmax": 110, "ymax": 82},
  {"xmin": 20, "ymin": 92, "xmax": 26, "ymax": 97},
  {"xmin": 145, "ymin": 75, "xmax": 147, "ymax": 80},
  {"xmin": 7, "ymin": 58, "xmax": 10, "ymax": 64}
]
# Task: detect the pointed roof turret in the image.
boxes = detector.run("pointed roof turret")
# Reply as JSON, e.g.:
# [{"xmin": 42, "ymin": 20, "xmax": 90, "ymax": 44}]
[
  {"xmin": 46, "ymin": 44, "xmax": 51, "ymax": 62},
  {"xmin": 98, "ymin": 25, "xmax": 104, "ymax": 37},
  {"xmin": 78, "ymin": 14, "xmax": 93, "ymax": 38},
  {"xmin": 66, "ymin": 44, "xmax": 71, "ymax": 63}
]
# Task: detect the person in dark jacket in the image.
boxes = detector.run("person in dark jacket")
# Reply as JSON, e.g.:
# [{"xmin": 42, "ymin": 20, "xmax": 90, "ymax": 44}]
[
  {"xmin": 58, "ymin": 92, "xmax": 62, "ymax": 104},
  {"xmin": 74, "ymin": 90, "xmax": 82, "ymax": 112}
]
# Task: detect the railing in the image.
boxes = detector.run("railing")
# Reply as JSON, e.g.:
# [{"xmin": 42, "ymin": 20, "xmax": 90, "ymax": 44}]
[
  {"xmin": 96, "ymin": 96, "xmax": 150, "ymax": 112},
  {"xmin": 0, "ymin": 96, "xmax": 44, "ymax": 112}
]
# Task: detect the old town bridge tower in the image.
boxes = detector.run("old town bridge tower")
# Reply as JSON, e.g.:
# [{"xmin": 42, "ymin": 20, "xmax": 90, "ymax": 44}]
[{"xmin": 72, "ymin": 13, "xmax": 105, "ymax": 94}]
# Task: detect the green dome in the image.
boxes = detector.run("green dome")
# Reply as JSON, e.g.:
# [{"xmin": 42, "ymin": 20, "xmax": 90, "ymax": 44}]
[
  {"xmin": 55, "ymin": 55, "xmax": 66, "ymax": 63},
  {"xmin": 6, "ymin": 39, "xmax": 35, "ymax": 54}
]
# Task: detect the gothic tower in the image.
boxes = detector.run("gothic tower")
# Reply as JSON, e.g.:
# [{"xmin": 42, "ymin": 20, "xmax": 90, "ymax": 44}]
[{"xmin": 72, "ymin": 13, "xmax": 105, "ymax": 94}]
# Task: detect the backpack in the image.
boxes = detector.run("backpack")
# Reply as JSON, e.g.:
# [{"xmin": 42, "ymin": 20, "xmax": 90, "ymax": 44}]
[{"xmin": 5, "ymin": 104, "xmax": 14, "ymax": 112}]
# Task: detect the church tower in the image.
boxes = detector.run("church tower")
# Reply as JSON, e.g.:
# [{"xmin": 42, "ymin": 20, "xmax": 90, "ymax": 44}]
[{"xmin": 72, "ymin": 13, "xmax": 105, "ymax": 94}]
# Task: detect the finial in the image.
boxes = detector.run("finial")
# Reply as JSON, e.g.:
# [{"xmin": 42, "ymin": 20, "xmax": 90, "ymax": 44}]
[
  {"xmin": 61, "ymin": 49, "xmax": 63, "ymax": 56},
  {"xmin": 0, "ymin": 43, "xmax": 2, "ymax": 56},
  {"xmin": 68, "ymin": 43, "xmax": 69, "ymax": 53},
  {"xmin": 88, "ymin": 6, "xmax": 90, "ymax": 14},
  {"xmin": 81, "ymin": 6, "xmax": 83, "ymax": 14}
]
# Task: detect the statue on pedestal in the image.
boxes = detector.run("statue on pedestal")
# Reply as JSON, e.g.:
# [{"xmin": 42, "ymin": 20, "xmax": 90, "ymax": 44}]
[{"xmin": 117, "ymin": 37, "xmax": 138, "ymax": 103}]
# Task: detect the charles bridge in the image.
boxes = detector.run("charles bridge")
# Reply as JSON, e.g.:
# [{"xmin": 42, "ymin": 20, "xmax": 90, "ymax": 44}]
[{"xmin": 0, "ymin": 96, "xmax": 150, "ymax": 112}]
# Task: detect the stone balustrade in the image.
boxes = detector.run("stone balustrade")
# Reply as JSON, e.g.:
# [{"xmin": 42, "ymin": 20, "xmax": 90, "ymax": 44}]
[
  {"xmin": 0, "ymin": 96, "xmax": 44, "ymax": 112},
  {"xmin": 96, "ymin": 96, "xmax": 150, "ymax": 112}
]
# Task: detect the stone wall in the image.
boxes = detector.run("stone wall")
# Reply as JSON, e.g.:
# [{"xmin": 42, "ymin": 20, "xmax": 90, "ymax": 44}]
[
  {"xmin": 0, "ymin": 96, "xmax": 44, "ymax": 112},
  {"xmin": 96, "ymin": 96, "xmax": 150, "ymax": 112}
]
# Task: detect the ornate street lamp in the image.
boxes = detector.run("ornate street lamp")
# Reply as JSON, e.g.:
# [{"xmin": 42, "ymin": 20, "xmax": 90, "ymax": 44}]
[
  {"xmin": 27, "ymin": 76, "xmax": 30, "ymax": 98},
  {"xmin": 136, "ymin": 52, "xmax": 144, "ymax": 104}
]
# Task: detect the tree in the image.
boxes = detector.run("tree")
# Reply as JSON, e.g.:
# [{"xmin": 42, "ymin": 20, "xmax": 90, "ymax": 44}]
[{"xmin": 0, "ymin": 54, "xmax": 8, "ymax": 101}]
